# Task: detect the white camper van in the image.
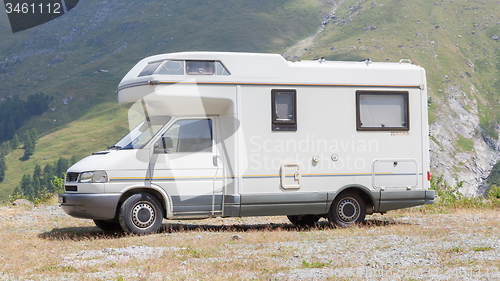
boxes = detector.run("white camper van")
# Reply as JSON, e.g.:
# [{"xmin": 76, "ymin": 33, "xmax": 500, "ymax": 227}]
[{"xmin": 59, "ymin": 52, "xmax": 434, "ymax": 234}]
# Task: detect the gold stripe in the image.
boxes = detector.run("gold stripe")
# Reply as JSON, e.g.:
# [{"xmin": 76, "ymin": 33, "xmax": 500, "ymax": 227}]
[
  {"xmin": 117, "ymin": 81, "xmax": 421, "ymax": 93},
  {"xmin": 157, "ymin": 81, "xmax": 421, "ymax": 88},
  {"xmin": 111, "ymin": 172, "xmax": 394, "ymax": 181}
]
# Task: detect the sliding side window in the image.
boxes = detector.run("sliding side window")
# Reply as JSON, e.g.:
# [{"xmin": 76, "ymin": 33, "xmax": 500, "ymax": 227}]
[
  {"xmin": 272, "ymin": 89, "xmax": 297, "ymax": 131},
  {"xmin": 356, "ymin": 91, "xmax": 409, "ymax": 131}
]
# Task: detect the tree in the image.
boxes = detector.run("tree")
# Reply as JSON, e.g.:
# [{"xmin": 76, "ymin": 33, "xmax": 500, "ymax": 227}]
[
  {"xmin": 1, "ymin": 141, "xmax": 10, "ymax": 155},
  {"xmin": 11, "ymin": 134, "xmax": 19, "ymax": 150},
  {"xmin": 20, "ymin": 174, "xmax": 33, "ymax": 199},
  {"xmin": 32, "ymin": 164, "xmax": 42, "ymax": 196},
  {"xmin": 33, "ymin": 164, "xmax": 42, "ymax": 181},
  {"xmin": 11, "ymin": 186, "xmax": 23, "ymax": 197},
  {"xmin": 22, "ymin": 130, "xmax": 35, "ymax": 159},
  {"xmin": 0, "ymin": 154, "xmax": 6, "ymax": 182},
  {"xmin": 32, "ymin": 177, "xmax": 41, "ymax": 198},
  {"xmin": 6, "ymin": 116, "xmax": 15, "ymax": 140},
  {"xmin": 56, "ymin": 157, "xmax": 69, "ymax": 176},
  {"xmin": 30, "ymin": 128, "xmax": 38, "ymax": 143},
  {"xmin": 42, "ymin": 163, "xmax": 54, "ymax": 192}
]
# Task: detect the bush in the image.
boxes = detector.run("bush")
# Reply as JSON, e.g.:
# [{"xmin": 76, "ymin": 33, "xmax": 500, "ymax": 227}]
[
  {"xmin": 9, "ymin": 190, "xmax": 27, "ymax": 202},
  {"xmin": 429, "ymin": 175, "xmax": 485, "ymax": 208},
  {"xmin": 9, "ymin": 175, "xmax": 65, "ymax": 205},
  {"xmin": 487, "ymin": 184, "xmax": 500, "ymax": 200}
]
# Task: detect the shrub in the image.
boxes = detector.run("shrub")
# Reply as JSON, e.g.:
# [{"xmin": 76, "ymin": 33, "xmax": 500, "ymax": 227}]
[
  {"xmin": 429, "ymin": 175, "xmax": 485, "ymax": 208},
  {"xmin": 487, "ymin": 184, "xmax": 500, "ymax": 200},
  {"xmin": 9, "ymin": 175, "xmax": 65, "ymax": 205}
]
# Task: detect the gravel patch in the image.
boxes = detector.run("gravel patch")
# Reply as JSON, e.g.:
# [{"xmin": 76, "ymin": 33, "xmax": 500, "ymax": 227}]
[
  {"xmin": 62, "ymin": 245, "xmax": 167, "ymax": 268},
  {"xmin": 2, "ymin": 204, "xmax": 500, "ymax": 280}
]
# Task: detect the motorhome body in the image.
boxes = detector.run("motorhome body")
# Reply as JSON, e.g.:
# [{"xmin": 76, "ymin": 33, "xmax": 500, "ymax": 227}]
[{"xmin": 59, "ymin": 52, "xmax": 434, "ymax": 234}]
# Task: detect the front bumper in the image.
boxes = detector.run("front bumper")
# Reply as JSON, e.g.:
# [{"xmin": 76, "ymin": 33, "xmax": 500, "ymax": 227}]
[{"xmin": 59, "ymin": 193, "xmax": 121, "ymax": 220}]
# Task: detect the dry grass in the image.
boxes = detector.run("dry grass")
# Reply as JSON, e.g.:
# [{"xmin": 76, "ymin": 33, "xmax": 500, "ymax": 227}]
[{"xmin": 1, "ymin": 204, "xmax": 500, "ymax": 280}]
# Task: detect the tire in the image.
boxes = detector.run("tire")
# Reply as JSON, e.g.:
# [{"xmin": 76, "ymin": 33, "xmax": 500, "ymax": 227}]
[
  {"xmin": 328, "ymin": 192, "xmax": 366, "ymax": 227},
  {"xmin": 287, "ymin": 215, "xmax": 320, "ymax": 228},
  {"xmin": 118, "ymin": 193, "xmax": 163, "ymax": 235},
  {"xmin": 93, "ymin": 219, "xmax": 123, "ymax": 233}
]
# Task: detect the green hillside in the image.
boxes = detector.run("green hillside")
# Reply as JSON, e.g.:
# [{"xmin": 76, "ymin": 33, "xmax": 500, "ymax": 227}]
[
  {"xmin": 299, "ymin": 0, "xmax": 500, "ymax": 135},
  {"xmin": 289, "ymin": 0, "xmax": 500, "ymax": 193},
  {"xmin": 0, "ymin": 0, "xmax": 331, "ymax": 132},
  {"xmin": 2, "ymin": 0, "xmax": 500, "ymax": 200}
]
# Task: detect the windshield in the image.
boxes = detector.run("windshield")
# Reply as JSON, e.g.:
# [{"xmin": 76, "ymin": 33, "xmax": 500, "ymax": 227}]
[{"xmin": 114, "ymin": 116, "xmax": 171, "ymax": 149}]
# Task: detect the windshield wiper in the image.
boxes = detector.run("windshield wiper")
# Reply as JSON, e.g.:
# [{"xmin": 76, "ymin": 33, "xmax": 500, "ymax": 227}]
[{"xmin": 107, "ymin": 145, "xmax": 122, "ymax": 150}]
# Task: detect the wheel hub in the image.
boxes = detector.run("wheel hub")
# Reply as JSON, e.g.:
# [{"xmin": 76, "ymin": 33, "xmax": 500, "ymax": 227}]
[
  {"xmin": 132, "ymin": 202, "xmax": 155, "ymax": 229},
  {"xmin": 338, "ymin": 197, "xmax": 360, "ymax": 223}
]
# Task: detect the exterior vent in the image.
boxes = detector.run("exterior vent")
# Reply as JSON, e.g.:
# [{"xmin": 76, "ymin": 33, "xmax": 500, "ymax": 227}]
[
  {"xmin": 65, "ymin": 186, "xmax": 78, "ymax": 192},
  {"xmin": 66, "ymin": 172, "xmax": 79, "ymax": 182}
]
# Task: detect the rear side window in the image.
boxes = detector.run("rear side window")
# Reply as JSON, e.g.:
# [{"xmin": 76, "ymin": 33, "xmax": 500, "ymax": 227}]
[
  {"xmin": 356, "ymin": 91, "xmax": 409, "ymax": 131},
  {"xmin": 272, "ymin": 89, "xmax": 297, "ymax": 131}
]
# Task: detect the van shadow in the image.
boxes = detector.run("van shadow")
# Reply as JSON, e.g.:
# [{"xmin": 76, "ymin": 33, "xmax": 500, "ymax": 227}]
[
  {"xmin": 38, "ymin": 218, "xmax": 406, "ymax": 241},
  {"xmin": 162, "ymin": 218, "xmax": 408, "ymax": 233},
  {"xmin": 38, "ymin": 226, "xmax": 128, "ymax": 241}
]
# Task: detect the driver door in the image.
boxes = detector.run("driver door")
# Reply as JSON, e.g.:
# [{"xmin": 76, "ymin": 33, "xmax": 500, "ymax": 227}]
[{"xmin": 149, "ymin": 117, "xmax": 221, "ymax": 218}]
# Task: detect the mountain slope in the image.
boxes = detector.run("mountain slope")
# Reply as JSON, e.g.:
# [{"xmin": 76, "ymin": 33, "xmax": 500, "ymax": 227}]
[
  {"xmin": 0, "ymin": 0, "xmax": 333, "ymax": 201},
  {"xmin": 2, "ymin": 0, "xmax": 499, "ymax": 200},
  {"xmin": 291, "ymin": 0, "xmax": 500, "ymax": 194},
  {"xmin": 0, "ymin": 0, "xmax": 332, "ymax": 133}
]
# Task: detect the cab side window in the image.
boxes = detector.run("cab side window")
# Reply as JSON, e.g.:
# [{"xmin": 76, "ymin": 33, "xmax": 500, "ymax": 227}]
[{"xmin": 160, "ymin": 119, "xmax": 213, "ymax": 153}]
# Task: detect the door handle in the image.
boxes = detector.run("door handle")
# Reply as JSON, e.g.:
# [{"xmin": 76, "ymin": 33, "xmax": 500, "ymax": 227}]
[{"xmin": 213, "ymin": 155, "xmax": 218, "ymax": 166}]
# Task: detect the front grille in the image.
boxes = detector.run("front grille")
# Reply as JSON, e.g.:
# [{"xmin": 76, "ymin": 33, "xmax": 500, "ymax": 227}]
[
  {"xmin": 66, "ymin": 172, "xmax": 79, "ymax": 182},
  {"xmin": 65, "ymin": 185, "xmax": 77, "ymax": 192}
]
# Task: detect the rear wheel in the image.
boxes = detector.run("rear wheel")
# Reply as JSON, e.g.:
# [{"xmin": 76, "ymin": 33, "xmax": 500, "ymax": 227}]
[
  {"xmin": 287, "ymin": 215, "xmax": 320, "ymax": 228},
  {"xmin": 119, "ymin": 193, "xmax": 163, "ymax": 235},
  {"xmin": 93, "ymin": 219, "xmax": 123, "ymax": 232},
  {"xmin": 328, "ymin": 192, "xmax": 366, "ymax": 227}
]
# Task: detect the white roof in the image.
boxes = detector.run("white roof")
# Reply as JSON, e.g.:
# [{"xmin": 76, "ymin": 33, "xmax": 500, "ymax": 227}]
[{"xmin": 118, "ymin": 52, "xmax": 425, "ymax": 91}]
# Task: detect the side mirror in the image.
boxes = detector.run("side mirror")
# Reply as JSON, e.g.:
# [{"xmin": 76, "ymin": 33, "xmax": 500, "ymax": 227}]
[
  {"xmin": 153, "ymin": 136, "xmax": 173, "ymax": 154},
  {"xmin": 162, "ymin": 137, "xmax": 173, "ymax": 149}
]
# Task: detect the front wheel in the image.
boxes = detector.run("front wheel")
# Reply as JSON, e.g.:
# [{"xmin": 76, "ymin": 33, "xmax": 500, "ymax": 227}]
[
  {"xmin": 118, "ymin": 193, "xmax": 163, "ymax": 235},
  {"xmin": 328, "ymin": 192, "xmax": 366, "ymax": 227}
]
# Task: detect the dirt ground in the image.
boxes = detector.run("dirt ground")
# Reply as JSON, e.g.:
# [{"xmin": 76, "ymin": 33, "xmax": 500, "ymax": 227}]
[{"xmin": 1, "ymin": 203, "xmax": 500, "ymax": 280}]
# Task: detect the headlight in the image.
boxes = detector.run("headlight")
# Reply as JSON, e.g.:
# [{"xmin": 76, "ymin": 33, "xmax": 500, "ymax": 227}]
[
  {"xmin": 92, "ymin": 170, "xmax": 108, "ymax": 183},
  {"xmin": 79, "ymin": 171, "xmax": 108, "ymax": 183},
  {"xmin": 79, "ymin": 172, "xmax": 93, "ymax": 183}
]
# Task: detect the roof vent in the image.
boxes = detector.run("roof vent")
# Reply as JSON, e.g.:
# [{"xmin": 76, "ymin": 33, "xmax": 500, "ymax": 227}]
[{"xmin": 360, "ymin": 58, "xmax": 372, "ymax": 66}]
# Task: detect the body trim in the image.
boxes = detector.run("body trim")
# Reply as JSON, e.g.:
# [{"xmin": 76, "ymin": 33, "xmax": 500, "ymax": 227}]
[{"xmin": 117, "ymin": 81, "xmax": 422, "ymax": 93}]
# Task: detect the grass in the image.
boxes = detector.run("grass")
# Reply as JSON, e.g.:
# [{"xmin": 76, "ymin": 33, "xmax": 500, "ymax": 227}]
[
  {"xmin": 2, "ymin": 173, "xmax": 498, "ymax": 281},
  {"xmin": 473, "ymin": 246, "xmax": 493, "ymax": 252},
  {"xmin": 456, "ymin": 134, "xmax": 474, "ymax": 152},
  {"xmin": 301, "ymin": 259, "xmax": 333, "ymax": 268},
  {"xmin": 1, "ymin": 202, "xmax": 500, "ymax": 280}
]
